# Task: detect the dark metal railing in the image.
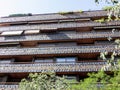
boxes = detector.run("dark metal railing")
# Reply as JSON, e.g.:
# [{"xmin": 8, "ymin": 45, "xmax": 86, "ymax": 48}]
[
  {"xmin": 0, "ymin": 45, "xmax": 117, "ymax": 55},
  {"xmin": 0, "ymin": 31, "xmax": 120, "ymax": 42},
  {"xmin": 0, "ymin": 21, "xmax": 119, "ymax": 32},
  {"xmin": 0, "ymin": 61, "xmax": 108, "ymax": 73},
  {"xmin": 0, "ymin": 82, "xmax": 18, "ymax": 90},
  {"xmin": 0, "ymin": 82, "xmax": 118, "ymax": 90},
  {"xmin": 0, "ymin": 10, "xmax": 107, "ymax": 23}
]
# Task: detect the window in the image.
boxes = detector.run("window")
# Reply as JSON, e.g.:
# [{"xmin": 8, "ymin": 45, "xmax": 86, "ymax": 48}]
[
  {"xmin": 59, "ymin": 30, "xmax": 76, "ymax": 34},
  {"xmin": 95, "ymin": 41, "xmax": 115, "ymax": 45},
  {"xmin": 40, "ymin": 27, "xmax": 57, "ymax": 33},
  {"xmin": 94, "ymin": 26, "xmax": 120, "ymax": 30},
  {"xmin": 38, "ymin": 43, "xmax": 56, "ymax": 47},
  {"xmin": 65, "ymin": 76, "xmax": 77, "ymax": 80},
  {"xmin": 1, "ymin": 30, "xmax": 23, "ymax": 36},
  {"xmin": 64, "ymin": 76, "xmax": 77, "ymax": 83},
  {"xmin": 38, "ymin": 42, "xmax": 77, "ymax": 47},
  {"xmin": 0, "ymin": 42, "xmax": 19, "ymax": 46},
  {"xmin": 35, "ymin": 58, "xmax": 53, "ymax": 63},
  {"xmin": 56, "ymin": 58, "xmax": 66, "ymax": 63},
  {"xmin": 24, "ymin": 29, "xmax": 40, "ymax": 35},
  {"xmin": 0, "ymin": 42, "xmax": 19, "ymax": 48},
  {"xmin": 66, "ymin": 57, "xmax": 76, "ymax": 62},
  {"xmin": 59, "ymin": 19, "xmax": 74, "ymax": 23},
  {"xmin": 0, "ymin": 60, "xmax": 11, "ymax": 63},
  {"xmin": 0, "ymin": 76, "xmax": 8, "ymax": 82},
  {"xmin": 0, "ymin": 59, "xmax": 14, "ymax": 63},
  {"xmin": 56, "ymin": 57, "xmax": 76, "ymax": 63}
]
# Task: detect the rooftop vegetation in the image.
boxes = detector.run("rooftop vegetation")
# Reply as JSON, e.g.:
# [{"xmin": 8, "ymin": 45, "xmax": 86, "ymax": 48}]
[
  {"xmin": 9, "ymin": 13, "xmax": 32, "ymax": 17},
  {"xmin": 102, "ymin": 6, "xmax": 113, "ymax": 11},
  {"xmin": 58, "ymin": 10, "xmax": 83, "ymax": 15}
]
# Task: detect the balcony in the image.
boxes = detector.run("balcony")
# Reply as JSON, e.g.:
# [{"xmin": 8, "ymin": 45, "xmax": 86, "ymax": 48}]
[
  {"xmin": 0, "ymin": 45, "xmax": 117, "ymax": 56},
  {"xmin": 0, "ymin": 21, "xmax": 119, "ymax": 32},
  {"xmin": 0, "ymin": 61, "xmax": 109, "ymax": 73},
  {"xmin": 0, "ymin": 10, "xmax": 107, "ymax": 23},
  {"xmin": 0, "ymin": 31, "xmax": 120, "ymax": 42}
]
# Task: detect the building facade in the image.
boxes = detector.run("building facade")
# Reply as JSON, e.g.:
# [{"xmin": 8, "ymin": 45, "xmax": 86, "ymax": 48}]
[{"xmin": 0, "ymin": 10, "xmax": 119, "ymax": 90}]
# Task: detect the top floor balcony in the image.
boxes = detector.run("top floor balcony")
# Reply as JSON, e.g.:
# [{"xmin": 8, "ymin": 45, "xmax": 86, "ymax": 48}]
[{"xmin": 0, "ymin": 10, "xmax": 107, "ymax": 24}]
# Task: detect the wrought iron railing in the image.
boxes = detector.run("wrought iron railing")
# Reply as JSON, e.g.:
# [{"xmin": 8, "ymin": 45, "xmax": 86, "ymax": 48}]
[
  {"xmin": 0, "ymin": 82, "xmax": 18, "ymax": 90},
  {"xmin": 0, "ymin": 21, "xmax": 119, "ymax": 32},
  {"xmin": 0, "ymin": 82, "xmax": 119, "ymax": 90},
  {"xmin": 0, "ymin": 10, "xmax": 107, "ymax": 23},
  {"xmin": 0, "ymin": 61, "xmax": 109, "ymax": 73},
  {"xmin": 0, "ymin": 45, "xmax": 117, "ymax": 55},
  {"xmin": 0, "ymin": 31, "xmax": 120, "ymax": 42}
]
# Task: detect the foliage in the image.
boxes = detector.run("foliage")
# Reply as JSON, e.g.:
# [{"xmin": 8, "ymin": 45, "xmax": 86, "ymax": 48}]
[
  {"xmin": 102, "ymin": 6, "xmax": 113, "ymax": 11},
  {"xmin": 94, "ymin": 18, "xmax": 106, "ymax": 23},
  {"xmin": 69, "ymin": 37, "xmax": 120, "ymax": 90},
  {"xmin": 95, "ymin": 0, "xmax": 119, "ymax": 4},
  {"xmin": 77, "ymin": 10, "xmax": 83, "ymax": 13},
  {"xmin": 58, "ymin": 11, "xmax": 74, "ymax": 15},
  {"xmin": 108, "ymin": 2, "xmax": 120, "ymax": 20},
  {"xmin": 9, "ymin": 13, "xmax": 32, "ymax": 17},
  {"xmin": 70, "ymin": 70, "xmax": 120, "ymax": 90},
  {"xmin": 19, "ymin": 1, "xmax": 120, "ymax": 90},
  {"xmin": 94, "ymin": 17, "xmax": 120, "ymax": 23},
  {"xmin": 59, "ymin": 10, "xmax": 83, "ymax": 15},
  {"xmin": 99, "ymin": 38, "xmax": 120, "ymax": 71},
  {"xmin": 95, "ymin": 0, "xmax": 120, "ymax": 21},
  {"xmin": 19, "ymin": 72, "xmax": 69, "ymax": 90}
]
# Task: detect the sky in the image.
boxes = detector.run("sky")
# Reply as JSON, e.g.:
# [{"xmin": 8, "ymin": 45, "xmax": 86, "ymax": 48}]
[{"xmin": 0, "ymin": 0, "xmax": 112, "ymax": 17}]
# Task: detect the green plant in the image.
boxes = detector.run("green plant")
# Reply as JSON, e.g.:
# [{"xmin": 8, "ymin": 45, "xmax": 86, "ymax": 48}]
[
  {"xmin": 102, "ymin": 6, "xmax": 113, "ymax": 11},
  {"xmin": 77, "ymin": 10, "xmax": 83, "ymax": 13},
  {"xmin": 95, "ymin": 0, "xmax": 119, "ymax": 4},
  {"xmin": 9, "ymin": 13, "xmax": 32, "ymax": 17},
  {"xmin": 19, "ymin": 72, "xmax": 69, "ymax": 90},
  {"xmin": 58, "ymin": 11, "xmax": 74, "ymax": 15},
  {"xmin": 94, "ymin": 18, "xmax": 106, "ymax": 23}
]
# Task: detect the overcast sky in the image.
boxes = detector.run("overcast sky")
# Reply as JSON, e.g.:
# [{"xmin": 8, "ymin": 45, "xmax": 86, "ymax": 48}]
[{"xmin": 0, "ymin": 0, "xmax": 112, "ymax": 17}]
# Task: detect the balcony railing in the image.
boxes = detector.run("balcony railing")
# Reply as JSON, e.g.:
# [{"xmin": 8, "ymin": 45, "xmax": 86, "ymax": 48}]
[
  {"xmin": 0, "ymin": 61, "xmax": 110, "ymax": 73},
  {"xmin": 0, "ymin": 10, "xmax": 107, "ymax": 23},
  {"xmin": 0, "ymin": 82, "xmax": 18, "ymax": 90},
  {"xmin": 0, "ymin": 31, "xmax": 120, "ymax": 42},
  {"xmin": 0, "ymin": 45, "xmax": 117, "ymax": 55},
  {"xmin": 0, "ymin": 82, "xmax": 118, "ymax": 90},
  {"xmin": 0, "ymin": 21, "xmax": 119, "ymax": 32}
]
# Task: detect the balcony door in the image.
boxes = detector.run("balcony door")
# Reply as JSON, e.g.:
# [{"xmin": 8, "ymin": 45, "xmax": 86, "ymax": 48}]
[{"xmin": 56, "ymin": 57, "xmax": 76, "ymax": 63}]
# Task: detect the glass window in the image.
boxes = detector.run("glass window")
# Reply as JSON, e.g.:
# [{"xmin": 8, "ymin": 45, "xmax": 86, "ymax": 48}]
[
  {"xmin": 65, "ymin": 76, "xmax": 76, "ymax": 80},
  {"xmin": 56, "ymin": 57, "xmax": 76, "ymax": 63},
  {"xmin": 35, "ymin": 58, "xmax": 53, "ymax": 63},
  {"xmin": 1, "ymin": 31, "xmax": 23, "ymax": 36},
  {"xmin": 66, "ymin": 57, "xmax": 76, "ymax": 62},
  {"xmin": 56, "ymin": 58, "xmax": 66, "ymax": 63},
  {"xmin": 38, "ymin": 43, "xmax": 55, "ymax": 47},
  {"xmin": 0, "ymin": 42, "xmax": 19, "ymax": 48},
  {"xmin": 0, "ymin": 60, "xmax": 11, "ymax": 63},
  {"xmin": 24, "ymin": 30, "xmax": 40, "ymax": 35},
  {"xmin": 35, "ymin": 60, "xmax": 44, "ymax": 63},
  {"xmin": 64, "ymin": 76, "xmax": 77, "ymax": 83},
  {"xmin": 45, "ymin": 59, "xmax": 53, "ymax": 63}
]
